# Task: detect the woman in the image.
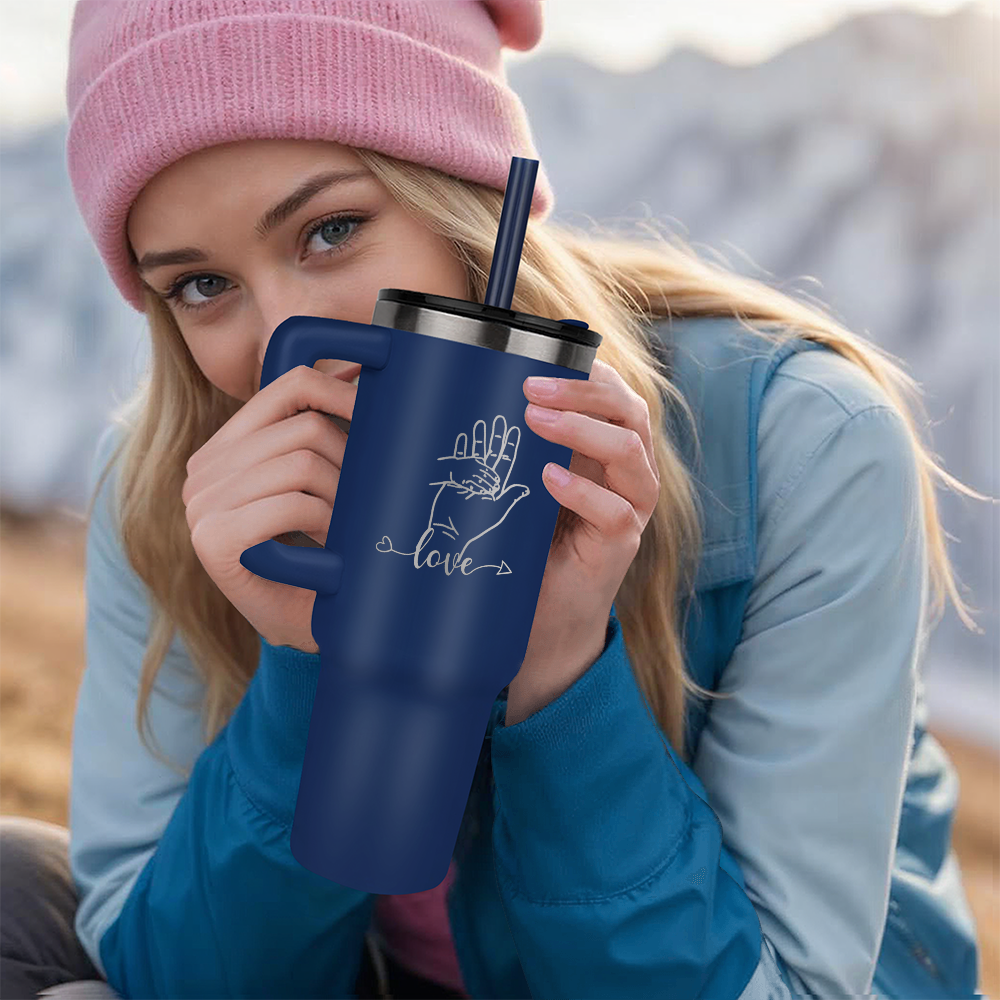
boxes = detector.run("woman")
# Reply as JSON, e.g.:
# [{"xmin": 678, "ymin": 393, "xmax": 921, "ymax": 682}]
[{"xmin": 0, "ymin": 1, "xmax": 987, "ymax": 998}]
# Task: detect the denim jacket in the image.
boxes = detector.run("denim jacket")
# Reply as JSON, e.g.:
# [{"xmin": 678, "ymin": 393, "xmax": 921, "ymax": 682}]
[{"xmin": 69, "ymin": 314, "xmax": 983, "ymax": 998}]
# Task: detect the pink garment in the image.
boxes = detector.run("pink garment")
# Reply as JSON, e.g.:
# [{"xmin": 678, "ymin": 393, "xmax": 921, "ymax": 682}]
[
  {"xmin": 374, "ymin": 857, "xmax": 470, "ymax": 996},
  {"xmin": 64, "ymin": 0, "xmax": 554, "ymax": 315}
]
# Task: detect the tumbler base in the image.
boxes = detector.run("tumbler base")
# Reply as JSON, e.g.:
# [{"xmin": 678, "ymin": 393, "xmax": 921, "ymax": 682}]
[{"xmin": 289, "ymin": 664, "xmax": 495, "ymax": 894}]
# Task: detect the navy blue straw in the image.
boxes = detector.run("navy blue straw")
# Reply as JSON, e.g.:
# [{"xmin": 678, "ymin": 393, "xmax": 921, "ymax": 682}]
[{"xmin": 483, "ymin": 157, "xmax": 538, "ymax": 311}]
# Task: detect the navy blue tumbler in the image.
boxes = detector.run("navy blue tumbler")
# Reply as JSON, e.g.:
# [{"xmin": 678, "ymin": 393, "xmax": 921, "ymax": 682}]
[{"xmin": 239, "ymin": 159, "xmax": 602, "ymax": 894}]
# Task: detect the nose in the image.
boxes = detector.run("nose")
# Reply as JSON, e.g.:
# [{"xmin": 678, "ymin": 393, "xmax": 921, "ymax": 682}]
[
  {"xmin": 248, "ymin": 271, "xmax": 376, "ymax": 394},
  {"xmin": 253, "ymin": 283, "xmax": 319, "ymax": 392},
  {"xmin": 253, "ymin": 331, "xmax": 273, "ymax": 395},
  {"xmin": 253, "ymin": 321, "xmax": 364, "ymax": 395},
  {"xmin": 252, "ymin": 268, "xmax": 331, "ymax": 368}
]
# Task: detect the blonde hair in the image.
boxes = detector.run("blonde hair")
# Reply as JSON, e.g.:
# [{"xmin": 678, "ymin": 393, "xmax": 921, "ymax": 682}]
[{"xmin": 88, "ymin": 146, "xmax": 989, "ymax": 777}]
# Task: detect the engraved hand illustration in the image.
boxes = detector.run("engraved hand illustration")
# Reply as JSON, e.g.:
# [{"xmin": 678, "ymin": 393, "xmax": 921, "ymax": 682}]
[
  {"xmin": 375, "ymin": 414, "xmax": 530, "ymax": 576},
  {"xmin": 428, "ymin": 415, "xmax": 530, "ymax": 545}
]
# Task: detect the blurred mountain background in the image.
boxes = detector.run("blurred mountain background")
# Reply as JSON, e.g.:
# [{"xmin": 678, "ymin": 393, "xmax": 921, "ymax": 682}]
[{"xmin": 2, "ymin": 1, "xmax": 996, "ymax": 744}]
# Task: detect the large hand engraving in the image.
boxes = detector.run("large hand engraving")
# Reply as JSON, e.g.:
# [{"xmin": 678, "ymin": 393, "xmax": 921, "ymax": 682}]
[{"xmin": 375, "ymin": 415, "xmax": 530, "ymax": 576}]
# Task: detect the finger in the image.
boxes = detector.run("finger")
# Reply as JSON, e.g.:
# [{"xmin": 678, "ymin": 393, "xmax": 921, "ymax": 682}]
[
  {"xmin": 487, "ymin": 414, "xmax": 508, "ymax": 471},
  {"xmin": 540, "ymin": 460, "xmax": 640, "ymax": 546},
  {"xmin": 495, "ymin": 424, "xmax": 519, "ymax": 492},
  {"xmin": 186, "ymin": 447, "xmax": 341, "ymax": 532},
  {"xmin": 183, "ymin": 409, "xmax": 347, "ymax": 506},
  {"xmin": 525, "ymin": 405, "xmax": 659, "ymax": 523},
  {"xmin": 189, "ymin": 365, "xmax": 357, "ymax": 473},
  {"xmin": 473, "ymin": 464, "xmax": 500, "ymax": 489},
  {"xmin": 194, "ymin": 491, "xmax": 334, "ymax": 572},
  {"xmin": 472, "ymin": 418, "xmax": 487, "ymax": 462},
  {"xmin": 523, "ymin": 364, "xmax": 656, "ymax": 477}
]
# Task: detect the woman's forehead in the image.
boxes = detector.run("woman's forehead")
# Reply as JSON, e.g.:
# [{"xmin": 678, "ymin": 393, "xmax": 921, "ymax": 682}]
[
  {"xmin": 144, "ymin": 138, "xmax": 361, "ymax": 191},
  {"xmin": 127, "ymin": 139, "xmax": 366, "ymax": 242}
]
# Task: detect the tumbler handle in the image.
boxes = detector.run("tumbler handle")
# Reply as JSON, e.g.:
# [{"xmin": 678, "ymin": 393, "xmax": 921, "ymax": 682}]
[{"xmin": 239, "ymin": 314, "xmax": 393, "ymax": 595}]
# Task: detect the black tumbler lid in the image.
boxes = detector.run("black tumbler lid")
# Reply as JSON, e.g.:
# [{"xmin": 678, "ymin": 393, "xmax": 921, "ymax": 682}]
[{"xmin": 376, "ymin": 288, "xmax": 602, "ymax": 350}]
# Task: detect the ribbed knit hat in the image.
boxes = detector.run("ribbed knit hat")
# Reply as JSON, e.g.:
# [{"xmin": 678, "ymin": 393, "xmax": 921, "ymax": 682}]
[{"xmin": 65, "ymin": 0, "xmax": 554, "ymax": 313}]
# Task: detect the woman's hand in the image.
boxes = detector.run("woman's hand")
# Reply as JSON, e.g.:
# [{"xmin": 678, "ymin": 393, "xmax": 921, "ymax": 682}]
[
  {"xmin": 507, "ymin": 359, "xmax": 661, "ymax": 725},
  {"xmin": 181, "ymin": 364, "xmax": 360, "ymax": 654}
]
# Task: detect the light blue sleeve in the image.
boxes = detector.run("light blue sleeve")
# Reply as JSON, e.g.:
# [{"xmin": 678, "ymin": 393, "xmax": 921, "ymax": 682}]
[
  {"xmin": 70, "ymin": 422, "xmax": 210, "ymax": 980},
  {"xmin": 69, "ymin": 423, "xmax": 374, "ymax": 998},
  {"xmin": 691, "ymin": 349, "xmax": 926, "ymax": 998}
]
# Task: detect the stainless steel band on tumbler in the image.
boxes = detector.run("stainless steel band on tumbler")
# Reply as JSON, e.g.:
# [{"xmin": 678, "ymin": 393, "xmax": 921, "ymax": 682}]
[{"xmin": 373, "ymin": 294, "xmax": 598, "ymax": 373}]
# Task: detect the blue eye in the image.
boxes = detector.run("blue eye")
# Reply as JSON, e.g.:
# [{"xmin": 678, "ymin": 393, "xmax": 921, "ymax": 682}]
[{"xmin": 161, "ymin": 213, "xmax": 369, "ymax": 313}]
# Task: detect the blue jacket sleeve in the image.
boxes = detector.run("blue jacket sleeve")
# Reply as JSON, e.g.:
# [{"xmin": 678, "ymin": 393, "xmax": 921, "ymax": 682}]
[
  {"xmin": 70, "ymin": 423, "xmax": 373, "ymax": 999},
  {"xmin": 489, "ymin": 611, "xmax": 780, "ymax": 999},
  {"xmin": 487, "ymin": 351, "xmax": 924, "ymax": 999}
]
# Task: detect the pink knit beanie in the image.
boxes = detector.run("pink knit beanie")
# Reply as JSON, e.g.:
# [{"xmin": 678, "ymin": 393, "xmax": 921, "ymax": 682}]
[{"xmin": 65, "ymin": 0, "xmax": 554, "ymax": 314}]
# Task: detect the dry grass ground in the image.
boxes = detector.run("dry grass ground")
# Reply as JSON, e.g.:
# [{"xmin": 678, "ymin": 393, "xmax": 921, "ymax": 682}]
[{"xmin": 1, "ymin": 511, "xmax": 997, "ymax": 994}]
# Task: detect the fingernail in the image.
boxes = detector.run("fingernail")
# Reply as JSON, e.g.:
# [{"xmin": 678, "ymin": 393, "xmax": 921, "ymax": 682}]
[
  {"xmin": 545, "ymin": 463, "xmax": 572, "ymax": 485},
  {"xmin": 527, "ymin": 403, "xmax": 560, "ymax": 422},
  {"xmin": 526, "ymin": 376, "xmax": 558, "ymax": 395}
]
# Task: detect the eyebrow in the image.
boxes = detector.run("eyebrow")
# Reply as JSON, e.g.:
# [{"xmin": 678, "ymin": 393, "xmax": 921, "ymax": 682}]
[{"xmin": 135, "ymin": 168, "xmax": 374, "ymax": 275}]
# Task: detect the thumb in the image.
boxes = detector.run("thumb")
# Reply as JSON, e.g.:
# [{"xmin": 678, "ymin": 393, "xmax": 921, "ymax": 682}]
[{"xmin": 495, "ymin": 484, "xmax": 530, "ymax": 519}]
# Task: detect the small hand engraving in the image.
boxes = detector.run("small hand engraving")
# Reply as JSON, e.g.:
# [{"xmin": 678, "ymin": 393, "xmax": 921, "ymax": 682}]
[{"xmin": 375, "ymin": 415, "xmax": 530, "ymax": 576}]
